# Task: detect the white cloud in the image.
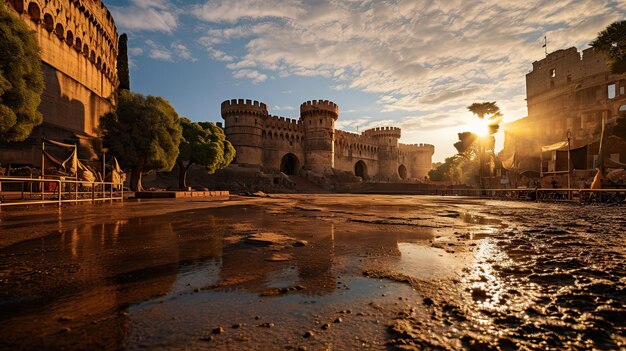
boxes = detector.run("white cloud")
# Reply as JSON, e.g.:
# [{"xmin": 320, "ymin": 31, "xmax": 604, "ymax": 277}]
[
  {"xmin": 232, "ymin": 69, "xmax": 268, "ymax": 84},
  {"xmin": 272, "ymin": 105, "xmax": 295, "ymax": 111},
  {"xmin": 171, "ymin": 42, "xmax": 197, "ymax": 62},
  {"xmin": 191, "ymin": 0, "xmax": 305, "ymax": 23},
  {"xmin": 128, "ymin": 47, "xmax": 144, "ymax": 56},
  {"xmin": 146, "ymin": 40, "xmax": 173, "ymax": 61},
  {"xmin": 110, "ymin": 0, "xmax": 178, "ymax": 33}
]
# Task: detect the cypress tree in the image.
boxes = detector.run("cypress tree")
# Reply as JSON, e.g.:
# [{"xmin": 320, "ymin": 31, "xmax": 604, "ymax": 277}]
[{"xmin": 117, "ymin": 33, "xmax": 130, "ymax": 90}]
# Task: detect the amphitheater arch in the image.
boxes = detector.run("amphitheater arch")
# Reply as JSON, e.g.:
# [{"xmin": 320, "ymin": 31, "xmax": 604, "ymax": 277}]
[
  {"xmin": 280, "ymin": 153, "xmax": 300, "ymax": 175},
  {"xmin": 83, "ymin": 43, "xmax": 89, "ymax": 56},
  {"xmin": 55, "ymin": 23, "xmax": 64, "ymax": 39},
  {"xmin": 355, "ymin": 160, "xmax": 368, "ymax": 180},
  {"xmin": 27, "ymin": 2, "xmax": 40, "ymax": 22},
  {"xmin": 66, "ymin": 30, "xmax": 74, "ymax": 46},
  {"xmin": 74, "ymin": 37, "xmax": 82, "ymax": 51},
  {"xmin": 12, "ymin": 0, "xmax": 24, "ymax": 13},
  {"xmin": 398, "ymin": 164, "xmax": 407, "ymax": 180},
  {"xmin": 43, "ymin": 13, "xmax": 53, "ymax": 31}
]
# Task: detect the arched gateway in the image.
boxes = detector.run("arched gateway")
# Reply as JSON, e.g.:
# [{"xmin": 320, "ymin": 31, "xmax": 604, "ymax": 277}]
[
  {"xmin": 280, "ymin": 153, "xmax": 299, "ymax": 175},
  {"xmin": 354, "ymin": 160, "xmax": 368, "ymax": 180},
  {"xmin": 398, "ymin": 164, "xmax": 407, "ymax": 180}
]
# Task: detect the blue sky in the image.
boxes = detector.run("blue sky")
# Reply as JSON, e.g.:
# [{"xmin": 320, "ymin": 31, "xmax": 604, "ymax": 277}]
[{"xmin": 105, "ymin": 0, "xmax": 625, "ymax": 162}]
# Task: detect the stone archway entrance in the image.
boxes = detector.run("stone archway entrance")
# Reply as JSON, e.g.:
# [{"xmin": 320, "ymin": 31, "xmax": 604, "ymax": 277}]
[
  {"xmin": 354, "ymin": 160, "xmax": 368, "ymax": 180},
  {"xmin": 280, "ymin": 153, "xmax": 299, "ymax": 175},
  {"xmin": 398, "ymin": 164, "xmax": 407, "ymax": 180}
]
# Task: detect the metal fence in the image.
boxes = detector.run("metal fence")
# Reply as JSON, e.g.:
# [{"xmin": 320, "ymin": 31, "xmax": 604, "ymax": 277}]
[{"xmin": 0, "ymin": 176, "xmax": 124, "ymax": 207}]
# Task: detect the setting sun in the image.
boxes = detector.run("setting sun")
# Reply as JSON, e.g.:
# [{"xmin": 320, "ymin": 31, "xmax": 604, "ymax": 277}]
[{"xmin": 465, "ymin": 118, "xmax": 492, "ymax": 137}]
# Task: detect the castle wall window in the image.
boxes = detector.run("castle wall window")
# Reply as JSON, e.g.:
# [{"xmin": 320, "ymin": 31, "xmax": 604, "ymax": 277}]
[
  {"xmin": 608, "ymin": 83, "xmax": 616, "ymax": 99},
  {"xmin": 550, "ymin": 68, "xmax": 556, "ymax": 78}
]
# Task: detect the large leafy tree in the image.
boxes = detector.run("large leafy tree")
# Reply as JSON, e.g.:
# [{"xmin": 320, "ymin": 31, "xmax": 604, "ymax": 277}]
[
  {"xmin": 0, "ymin": 3, "xmax": 44, "ymax": 142},
  {"xmin": 100, "ymin": 90, "xmax": 182, "ymax": 191},
  {"xmin": 591, "ymin": 20, "xmax": 626, "ymax": 74},
  {"xmin": 177, "ymin": 118, "xmax": 235, "ymax": 189},
  {"xmin": 117, "ymin": 33, "xmax": 130, "ymax": 90}
]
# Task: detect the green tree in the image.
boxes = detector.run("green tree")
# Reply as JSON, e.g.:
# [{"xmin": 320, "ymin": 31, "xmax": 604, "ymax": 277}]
[
  {"xmin": 0, "ymin": 3, "xmax": 44, "ymax": 142},
  {"xmin": 117, "ymin": 33, "xmax": 130, "ymax": 90},
  {"xmin": 100, "ymin": 90, "xmax": 182, "ymax": 191},
  {"xmin": 177, "ymin": 118, "xmax": 235, "ymax": 189},
  {"xmin": 591, "ymin": 20, "xmax": 626, "ymax": 74},
  {"xmin": 454, "ymin": 132, "xmax": 479, "ymax": 158}
]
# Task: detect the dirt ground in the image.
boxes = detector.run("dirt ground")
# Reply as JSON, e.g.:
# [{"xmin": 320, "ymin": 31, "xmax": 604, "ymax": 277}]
[{"xmin": 0, "ymin": 195, "xmax": 624, "ymax": 350}]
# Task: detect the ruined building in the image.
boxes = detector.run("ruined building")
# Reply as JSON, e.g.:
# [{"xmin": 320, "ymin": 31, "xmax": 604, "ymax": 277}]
[
  {"xmin": 1, "ymin": 0, "xmax": 118, "ymax": 164},
  {"xmin": 221, "ymin": 99, "xmax": 434, "ymax": 181},
  {"xmin": 503, "ymin": 47, "xmax": 626, "ymax": 173}
]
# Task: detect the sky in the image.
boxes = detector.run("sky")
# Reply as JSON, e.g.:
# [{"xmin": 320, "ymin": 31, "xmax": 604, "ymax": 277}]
[{"xmin": 104, "ymin": 0, "xmax": 626, "ymax": 162}]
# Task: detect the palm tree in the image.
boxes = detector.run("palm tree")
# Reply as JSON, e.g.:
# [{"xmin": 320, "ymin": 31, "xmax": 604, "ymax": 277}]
[
  {"xmin": 467, "ymin": 102, "xmax": 504, "ymax": 188},
  {"xmin": 590, "ymin": 20, "xmax": 626, "ymax": 74}
]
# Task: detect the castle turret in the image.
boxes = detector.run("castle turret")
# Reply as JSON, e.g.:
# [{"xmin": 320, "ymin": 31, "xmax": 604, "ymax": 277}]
[
  {"xmin": 363, "ymin": 127, "xmax": 401, "ymax": 181},
  {"xmin": 221, "ymin": 99, "xmax": 268, "ymax": 167},
  {"xmin": 300, "ymin": 100, "xmax": 338, "ymax": 174}
]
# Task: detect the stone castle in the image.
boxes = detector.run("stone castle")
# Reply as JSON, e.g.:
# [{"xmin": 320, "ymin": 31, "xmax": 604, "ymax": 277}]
[
  {"xmin": 221, "ymin": 99, "xmax": 434, "ymax": 181},
  {"xmin": 1, "ymin": 0, "xmax": 118, "ymax": 164}
]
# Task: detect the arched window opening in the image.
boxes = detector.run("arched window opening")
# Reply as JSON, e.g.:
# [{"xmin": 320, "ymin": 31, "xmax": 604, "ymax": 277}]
[
  {"xmin": 12, "ymin": 0, "xmax": 24, "ymax": 13},
  {"xmin": 28, "ymin": 2, "xmax": 40, "ymax": 22},
  {"xmin": 65, "ymin": 30, "xmax": 74, "ymax": 46},
  {"xmin": 55, "ymin": 23, "xmax": 64, "ymax": 39},
  {"xmin": 74, "ymin": 37, "xmax": 82, "ymax": 52},
  {"xmin": 43, "ymin": 14, "xmax": 54, "ymax": 32}
]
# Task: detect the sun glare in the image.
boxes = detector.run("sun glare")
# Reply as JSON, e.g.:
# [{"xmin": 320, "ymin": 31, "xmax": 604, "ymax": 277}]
[{"xmin": 466, "ymin": 118, "xmax": 491, "ymax": 137}]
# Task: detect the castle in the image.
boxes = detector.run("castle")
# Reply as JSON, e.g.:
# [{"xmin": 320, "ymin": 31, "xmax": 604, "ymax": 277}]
[
  {"xmin": 221, "ymin": 99, "xmax": 434, "ymax": 182},
  {"xmin": 1, "ymin": 0, "xmax": 118, "ymax": 164}
]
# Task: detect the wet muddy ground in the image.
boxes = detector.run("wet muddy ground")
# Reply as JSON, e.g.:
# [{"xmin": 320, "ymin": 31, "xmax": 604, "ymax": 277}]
[{"xmin": 0, "ymin": 195, "xmax": 624, "ymax": 350}]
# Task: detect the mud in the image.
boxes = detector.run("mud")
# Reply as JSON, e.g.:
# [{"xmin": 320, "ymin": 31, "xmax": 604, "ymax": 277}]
[{"xmin": 0, "ymin": 195, "xmax": 624, "ymax": 350}]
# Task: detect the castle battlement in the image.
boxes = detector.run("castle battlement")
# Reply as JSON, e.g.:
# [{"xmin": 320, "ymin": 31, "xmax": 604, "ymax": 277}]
[
  {"xmin": 221, "ymin": 99, "xmax": 268, "ymax": 116},
  {"xmin": 266, "ymin": 115, "xmax": 302, "ymax": 130},
  {"xmin": 399, "ymin": 143, "xmax": 435, "ymax": 153},
  {"xmin": 300, "ymin": 100, "xmax": 339, "ymax": 118},
  {"xmin": 362, "ymin": 126, "xmax": 401, "ymax": 139}
]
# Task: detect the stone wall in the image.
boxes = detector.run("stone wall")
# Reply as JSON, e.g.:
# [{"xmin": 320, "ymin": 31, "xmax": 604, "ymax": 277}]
[{"xmin": 1, "ymin": 0, "xmax": 118, "ymax": 165}]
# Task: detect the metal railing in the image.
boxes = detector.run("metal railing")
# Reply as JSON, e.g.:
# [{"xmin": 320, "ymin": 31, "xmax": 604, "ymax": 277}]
[{"xmin": 0, "ymin": 176, "xmax": 124, "ymax": 207}]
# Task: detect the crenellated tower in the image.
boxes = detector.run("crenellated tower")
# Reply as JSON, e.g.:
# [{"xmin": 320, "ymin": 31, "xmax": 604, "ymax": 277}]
[
  {"xmin": 362, "ymin": 127, "xmax": 401, "ymax": 181},
  {"xmin": 221, "ymin": 99, "xmax": 268, "ymax": 167},
  {"xmin": 300, "ymin": 100, "xmax": 338, "ymax": 174}
]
